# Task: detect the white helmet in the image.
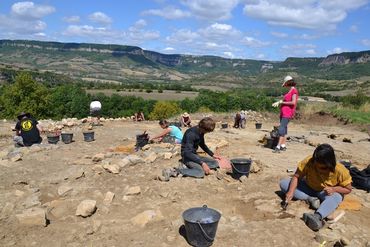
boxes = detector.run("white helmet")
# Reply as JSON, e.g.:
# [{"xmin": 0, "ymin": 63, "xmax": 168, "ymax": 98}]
[{"xmin": 282, "ymin": 75, "xmax": 293, "ymax": 86}]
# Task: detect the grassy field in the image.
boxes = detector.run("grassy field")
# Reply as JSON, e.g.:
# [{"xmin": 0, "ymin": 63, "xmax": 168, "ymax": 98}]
[
  {"xmin": 86, "ymin": 89, "xmax": 198, "ymax": 101},
  {"xmin": 331, "ymin": 108, "xmax": 370, "ymax": 124},
  {"xmin": 300, "ymin": 102, "xmax": 370, "ymax": 124}
]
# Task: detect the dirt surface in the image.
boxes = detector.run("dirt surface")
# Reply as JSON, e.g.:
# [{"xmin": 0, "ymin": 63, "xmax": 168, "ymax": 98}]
[{"xmin": 0, "ymin": 114, "xmax": 369, "ymax": 247}]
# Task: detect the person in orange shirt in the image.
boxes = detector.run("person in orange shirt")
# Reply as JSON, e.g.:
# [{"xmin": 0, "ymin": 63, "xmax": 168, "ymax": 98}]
[{"xmin": 279, "ymin": 144, "xmax": 352, "ymax": 231}]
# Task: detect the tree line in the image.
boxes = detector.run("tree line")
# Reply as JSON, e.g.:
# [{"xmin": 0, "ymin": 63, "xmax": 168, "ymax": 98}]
[
  {"xmin": 0, "ymin": 72, "xmax": 368, "ymax": 121},
  {"xmin": 0, "ymin": 72, "xmax": 275, "ymax": 120}
]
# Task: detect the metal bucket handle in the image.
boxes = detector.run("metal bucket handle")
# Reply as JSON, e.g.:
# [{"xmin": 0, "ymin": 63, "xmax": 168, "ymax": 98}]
[
  {"xmin": 196, "ymin": 205, "xmax": 214, "ymax": 242},
  {"xmin": 230, "ymin": 161, "xmax": 250, "ymax": 174}
]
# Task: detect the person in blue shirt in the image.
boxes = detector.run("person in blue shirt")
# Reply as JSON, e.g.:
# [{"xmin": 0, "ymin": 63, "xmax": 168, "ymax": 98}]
[{"xmin": 150, "ymin": 119, "xmax": 183, "ymax": 144}]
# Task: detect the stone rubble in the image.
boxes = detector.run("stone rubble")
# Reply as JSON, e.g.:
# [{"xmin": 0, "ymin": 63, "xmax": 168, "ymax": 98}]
[
  {"xmin": 16, "ymin": 208, "xmax": 47, "ymax": 226},
  {"xmin": 75, "ymin": 200, "xmax": 97, "ymax": 217}
]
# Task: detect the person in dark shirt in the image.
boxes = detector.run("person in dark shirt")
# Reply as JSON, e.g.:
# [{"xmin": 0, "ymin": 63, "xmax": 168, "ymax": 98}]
[
  {"xmin": 233, "ymin": 112, "xmax": 241, "ymax": 128},
  {"xmin": 179, "ymin": 117, "xmax": 221, "ymax": 178},
  {"xmin": 13, "ymin": 112, "xmax": 43, "ymax": 147}
]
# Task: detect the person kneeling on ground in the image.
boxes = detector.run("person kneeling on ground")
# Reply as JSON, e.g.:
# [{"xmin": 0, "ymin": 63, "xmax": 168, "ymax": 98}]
[
  {"xmin": 181, "ymin": 112, "xmax": 192, "ymax": 127},
  {"xmin": 134, "ymin": 111, "xmax": 145, "ymax": 122},
  {"xmin": 150, "ymin": 119, "xmax": 183, "ymax": 144},
  {"xmin": 13, "ymin": 112, "xmax": 43, "ymax": 147},
  {"xmin": 160, "ymin": 117, "xmax": 221, "ymax": 181},
  {"xmin": 279, "ymin": 144, "xmax": 352, "ymax": 231},
  {"xmin": 177, "ymin": 117, "xmax": 221, "ymax": 178}
]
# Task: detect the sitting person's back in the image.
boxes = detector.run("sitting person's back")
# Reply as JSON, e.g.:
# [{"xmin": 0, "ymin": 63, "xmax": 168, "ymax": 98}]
[{"xmin": 14, "ymin": 112, "xmax": 42, "ymax": 147}]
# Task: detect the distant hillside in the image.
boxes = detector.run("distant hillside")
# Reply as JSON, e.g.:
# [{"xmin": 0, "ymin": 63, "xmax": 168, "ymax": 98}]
[{"xmin": 1, "ymin": 39, "xmax": 370, "ymax": 94}]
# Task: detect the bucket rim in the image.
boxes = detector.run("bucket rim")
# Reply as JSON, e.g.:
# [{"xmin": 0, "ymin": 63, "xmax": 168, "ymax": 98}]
[
  {"xmin": 83, "ymin": 131, "xmax": 94, "ymax": 134},
  {"xmin": 182, "ymin": 205, "xmax": 221, "ymax": 224},
  {"xmin": 230, "ymin": 158, "xmax": 252, "ymax": 164}
]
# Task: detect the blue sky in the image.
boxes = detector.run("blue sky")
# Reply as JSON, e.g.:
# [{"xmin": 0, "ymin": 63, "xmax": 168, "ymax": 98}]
[{"xmin": 0, "ymin": 0, "xmax": 370, "ymax": 60}]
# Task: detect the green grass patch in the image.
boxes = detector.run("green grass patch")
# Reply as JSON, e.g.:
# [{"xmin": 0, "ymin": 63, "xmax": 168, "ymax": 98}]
[{"xmin": 331, "ymin": 108, "xmax": 370, "ymax": 124}]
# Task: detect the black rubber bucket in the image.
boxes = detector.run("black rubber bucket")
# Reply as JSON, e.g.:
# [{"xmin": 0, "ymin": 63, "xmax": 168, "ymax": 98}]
[
  {"xmin": 47, "ymin": 135, "xmax": 60, "ymax": 144},
  {"xmin": 255, "ymin": 123, "xmax": 262, "ymax": 129},
  {"xmin": 135, "ymin": 133, "xmax": 149, "ymax": 151},
  {"xmin": 182, "ymin": 205, "xmax": 221, "ymax": 247},
  {"xmin": 61, "ymin": 133, "xmax": 73, "ymax": 144},
  {"xmin": 230, "ymin": 158, "xmax": 252, "ymax": 179},
  {"xmin": 221, "ymin": 123, "xmax": 228, "ymax": 129},
  {"xmin": 83, "ymin": 131, "xmax": 95, "ymax": 142}
]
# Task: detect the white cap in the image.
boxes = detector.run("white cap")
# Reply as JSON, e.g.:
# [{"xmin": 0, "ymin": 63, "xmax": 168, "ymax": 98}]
[
  {"xmin": 282, "ymin": 75, "xmax": 293, "ymax": 86},
  {"xmin": 90, "ymin": 101, "xmax": 102, "ymax": 110}
]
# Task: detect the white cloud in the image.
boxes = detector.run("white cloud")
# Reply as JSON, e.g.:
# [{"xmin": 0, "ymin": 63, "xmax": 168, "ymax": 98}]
[
  {"xmin": 294, "ymin": 33, "xmax": 318, "ymax": 40},
  {"xmin": 327, "ymin": 47, "xmax": 347, "ymax": 54},
  {"xmin": 88, "ymin": 12, "xmax": 112, "ymax": 25},
  {"xmin": 124, "ymin": 20, "xmax": 160, "ymax": 45},
  {"xmin": 166, "ymin": 29, "xmax": 200, "ymax": 44},
  {"xmin": 203, "ymin": 42, "xmax": 233, "ymax": 52},
  {"xmin": 163, "ymin": 47, "xmax": 175, "ymax": 51},
  {"xmin": 0, "ymin": 1, "xmax": 55, "ymax": 36},
  {"xmin": 223, "ymin": 51, "xmax": 235, "ymax": 58},
  {"xmin": 320, "ymin": 0, "xmax": 369, "ymax": 10},
  {"xmin": 62, "ymin": 25, "xmax": 120, "ymax": 39},
  {"xmin": 142, "ymin": 6, "xmax": 191, "ymax": 19},
  {"xmin": 271, "ymin": 31, "xmax": 288, "ymax": 38},
  {"xmin": 361, "ymin": 39, "xmax": 370, "ymax": 47},
  {"xmin": 305, "ymin": 49, "xmax": 316, "ymax": 55},
  {"xmin": 11, "ymin": 1, "xmax": 55, "ymax": 20},
  {"xmin": 281, "ymin": 43, "xmax": 318, "ymax": 56},
  {"xmin": 34, "ymin": 32, "xmax": 46, "ymax": 37},
  {"xmin": 282, "ymin": 44, "xmax": 316, "ymax": 50},
  {"xmin": 126, "ymin": 29, "xmax": 160, "ymax": 42},
  {"xmin": 205, "ymin": 42, "xmax": 218, "ymax": 48},
  {"xmin": 198, "ymin": 23, "xmax": 241, "ymax": 41},
  {"xmin": 133, "ymin": 19, "xmax": 147, "ymax": 29},
  {"xmin": 242, "ymin": 36, "xmax": 271, "ymax": 47},
  {"xmin": 61, "ymin": 18, "xmax": 160, "ymax": 45},
  {"xmin": 209, "ymin": 23, "xmax": 232, "ymax": 31},
  {"xmin": 181, "ymin": 0, "xmax": 240, "ymax": 20},
  {"xmin": 0, "ymin": 14, "xmax": 47, "ymax": 34},
  {"xmin": 63, "ymin": 16, "xmax": 80, "ymax": 23},
  {"xmin": 349, "ymin": 25, "xmax": 358, "ymax": 32},
  {"xmin": 243, "ymin": 0, "xmax": 369, "ymax": 30},
  {"xmin": 256, "ymin": 53, "xmax": 266, "ymax": 59}
]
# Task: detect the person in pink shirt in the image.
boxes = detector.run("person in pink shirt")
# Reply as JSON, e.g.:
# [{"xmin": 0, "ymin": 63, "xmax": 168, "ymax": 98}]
[{"xmin": 272, "ymin": 75, "xmax": 299, "ymax": 153}]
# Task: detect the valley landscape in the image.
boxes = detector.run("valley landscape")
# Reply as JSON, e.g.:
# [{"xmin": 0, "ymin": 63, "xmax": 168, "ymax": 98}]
[{"xmin": 0, "ymin": 38, "xmax": 370, "ymax": 246}]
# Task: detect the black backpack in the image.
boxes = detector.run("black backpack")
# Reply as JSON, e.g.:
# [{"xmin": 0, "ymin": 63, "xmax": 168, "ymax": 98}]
[
  {"xmin": 135, "ymin": 132, "xmax": 149, "ymax": 151},
  {"xmin": 342, "ymin": 161, "xmax": 370, "ymax": 192}
]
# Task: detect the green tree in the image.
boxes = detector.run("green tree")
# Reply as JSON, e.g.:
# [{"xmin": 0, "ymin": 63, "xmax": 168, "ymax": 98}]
[
  {"xmin": 49, "ymin": 84, "xmax": 90, "ymax": 119},
  {"xmin": 179, "ymin": 97, "xmax": 198, "ymax": 113},
  {"xmin": 0, "ymin": 72, "xmax": 50, "ymax": 119},
  {"xmin": 149, "ymin": 101, "xmax": 181, "ymax": 120}
]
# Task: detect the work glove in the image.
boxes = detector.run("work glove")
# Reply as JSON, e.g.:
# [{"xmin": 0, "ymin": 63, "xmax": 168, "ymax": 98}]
[{"xmin": 272, "ymin": 100, "xmax": 283, "ymax": 107}]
